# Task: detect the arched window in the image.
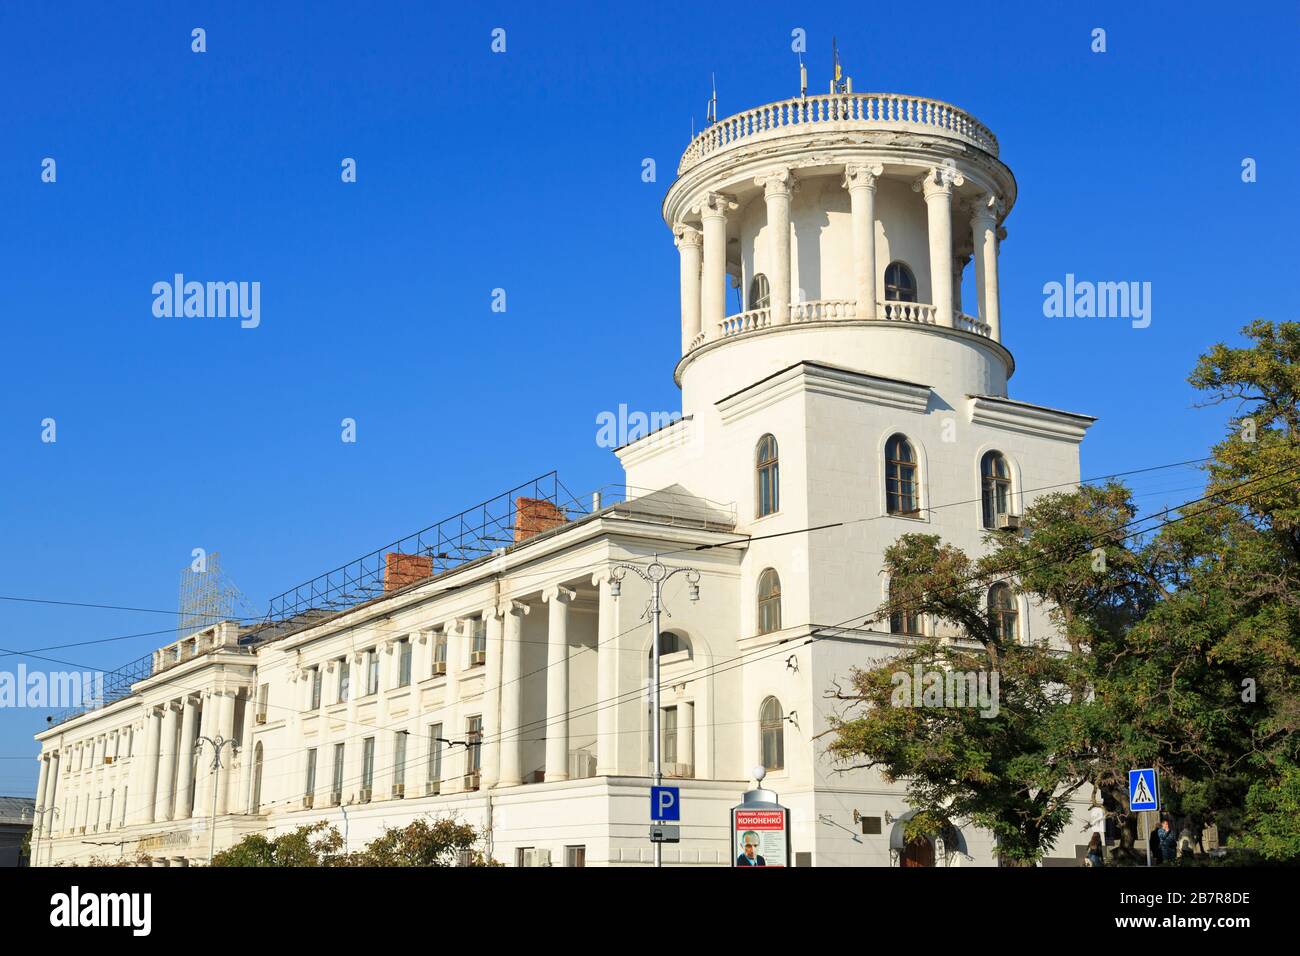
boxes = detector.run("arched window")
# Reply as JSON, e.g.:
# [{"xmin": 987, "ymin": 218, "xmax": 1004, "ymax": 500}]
[
  {"xmin": 981, "ymin": 451, "xmax": 1012, "ymax": 529},
  {"xmin": 647, "ymin": 631, "xmax": 693, "ymax": 672},
  {"xmin": 748, "ymin": 273, "xmax": 770, "ymax": 310},
  {"xmin": 760, "ymin": 696, "xmax": 785, "ymax": 771},
  {"xmin": 884, "ymin": 261, "xmax": 918, "ymax": 302},
  {"xmin": 757, "ymin": 569, "xmax": 782, "ymax": 634},
  {"xmin": 252, "ymin": 741, "xmax": 264, "ymax": 814},
  {"xmin": 888, "ymin": 580, "xmax": 923, "ymax": 637},
  {"xmin": 989, "ymin": 583, "xmax": 1018, "ymax": 643},
  {"xmin": 886, "ymin": 434, "xmax": 920, "ymax": 516},
  {"xmin": 756, "ymin": 434, "xmax": 779, "ymax": 517}
]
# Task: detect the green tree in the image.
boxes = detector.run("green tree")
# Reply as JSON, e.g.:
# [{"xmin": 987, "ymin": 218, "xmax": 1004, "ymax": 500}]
[{"xmin": 211, "ymin": 821, "xmax": 344, "ymax": 867}]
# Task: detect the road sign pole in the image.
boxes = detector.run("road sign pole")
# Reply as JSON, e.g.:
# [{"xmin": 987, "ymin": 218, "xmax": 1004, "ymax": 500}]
[{"xmin": 650, "ymin": 572, "xmax": 662, "ymax": 869}]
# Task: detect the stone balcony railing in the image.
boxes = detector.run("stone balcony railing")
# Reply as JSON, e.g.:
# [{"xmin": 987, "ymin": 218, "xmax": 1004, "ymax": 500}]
[
  {"xmin": 678, "ymin": 92, "xmax": 999, "ymax": 174},
  {"xmin": 694, "ymin": 299, "xmax": 991, "ymax": 351}
]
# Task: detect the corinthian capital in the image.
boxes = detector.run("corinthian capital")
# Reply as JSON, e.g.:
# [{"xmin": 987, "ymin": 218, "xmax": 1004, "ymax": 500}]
[
  {"xmin": 913, "ymin": 164, "xmax": 964, "ymax": 198},
  {"xmin": 673, "ymin": 223, "xmax": 702, "ymax": 249},
  {"xmin": 970, "ymin": 192, "xmax": 1004, "ymax": 226},
  {"xmin": 755, "ymin": 167, "xmax": 795, "ymax": 198},
  {"xmin": 695, "ymin": 192, "xmax": 738, "ymax": 220},
  {"xmin": 842, "ymin": 162, "xmax": 884, "ymax": 191}
]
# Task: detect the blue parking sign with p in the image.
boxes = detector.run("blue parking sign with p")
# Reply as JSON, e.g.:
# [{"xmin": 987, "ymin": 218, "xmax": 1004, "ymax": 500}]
[
  {"xmin": 1129, "ymin": 768, "xmax": 1159, "ymax": 812},
  {"xmin": 651, "ymin": 786, "xmax": 680, "ymax": 821}
]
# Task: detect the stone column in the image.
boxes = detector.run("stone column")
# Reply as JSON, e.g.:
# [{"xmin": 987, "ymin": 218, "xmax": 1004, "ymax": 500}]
[
  {"xmin": 675, "ymin": 224, "xmax": 702, "ymax": 353},
  {"xmin": 915, "ymin": 166, "xmax": 963, "ymax": 328},
  {"xmin": 45, "ymin": 752, "xmax": 60, "ymax": 843},
  {"xmin": 193, "ymin": 693, "xmax": 214, "ymax": 817},
  {"xmin": 214, "ymin": 690, "xmax": 237, "ymax": 815},
  {"xmin": 480, "ymin": 606, "xmax": 504, "ymax": 789},
  {"xmin": 155, "ymin": 702, "xmax": 180, "ymax": 822},
  {"xmin": 758, "ymin": 169, "xmax": 793, "ymax": 325},
  {"xmin": 593, "ymin": 571, "xmax": 618, "ymax": 775},
  {"xmin": 844, "ymin": 163, "xmax": 883, "ymax": 320},
  {"xmin": 698, "ymin": 192, "xmax": 737, "ymax": 341},
  {"xmin": 175, "ymin": 696, "xmax": 198, "ymax": 820},
  {"xmin": 971, "ymin": 194, "xmax": 1003, "ymax": 341},
  {"xmin": 542, "ymin": 585, "xmax": 575, "ymax": 781},
  {"xmin": 240, "ymin": 692, "xmax": 257, "ymax": 813},
  {"xmin": 498, "ymin": 599, "xmax": 530, "ymax": 788},
  {"xmin": 135, "ymin": 712, "xmax": 161, "ymax": 826},
  {"xmin": 677, "ymin": 701, "xmax": 694, "ymax": 775},
  {"xmin": 34, "ymin": 755, "xmax": 49, "ymax": 854}
]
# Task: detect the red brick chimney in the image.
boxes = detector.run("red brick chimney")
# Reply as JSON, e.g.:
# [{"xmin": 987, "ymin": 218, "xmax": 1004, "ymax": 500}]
[
  {"xmin": 385, "ymin": 552, "xmax": 433, "ymax": 591},
  {"xmin": 514, "ymin": 497, "xmax": 567, "ymax": 542}
]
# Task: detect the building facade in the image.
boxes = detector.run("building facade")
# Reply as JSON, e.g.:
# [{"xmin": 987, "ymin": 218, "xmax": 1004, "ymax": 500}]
[{"xmin": 32, "ymin": 88, "xmax": 1098, "ymax": 867}]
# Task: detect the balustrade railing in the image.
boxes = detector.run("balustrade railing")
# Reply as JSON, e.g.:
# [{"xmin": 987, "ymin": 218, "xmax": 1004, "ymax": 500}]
[
  {"xmin": 701, "ymin": 298, "xmax": 995, "ymax": 350},
  {"xmin": 678, "ymin": 92, "xmax": 999, "ymax": 173}
]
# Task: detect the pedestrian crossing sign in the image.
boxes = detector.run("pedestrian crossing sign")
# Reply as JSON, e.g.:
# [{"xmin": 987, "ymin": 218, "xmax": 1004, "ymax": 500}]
[{"xmin": 1129, "ymin": 768, "xmax": 1159, "ymax": 812}]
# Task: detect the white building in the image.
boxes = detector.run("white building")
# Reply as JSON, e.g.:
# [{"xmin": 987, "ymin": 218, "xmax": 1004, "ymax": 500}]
[{"xmin": 31, "ymin": 86, "xmax": 1098, "ymax": 867}]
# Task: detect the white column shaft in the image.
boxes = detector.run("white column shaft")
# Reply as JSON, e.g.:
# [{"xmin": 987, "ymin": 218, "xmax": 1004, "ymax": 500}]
[
  {"xmin": 676, "ymin": 226, "xmax": 702, "ymax": 353},
  {"xmin": 175, "ymin": 697, "xmax": 198, "ymax": 819},
  {"xmin": 213, "ymin": 691, "xmax": 236, "ymax": 815},
  {"xmin": 700, "ymin": 201, "xmax": 730, "ymax": 340},
  {"xmin": 155, "ymin": 704, "xmax": 179, "ymax": 822},
  {"xmin": 480, "ymin": 610, "xmax": 504, "ymax": 789},
  {"xmin": 763, "ymin": 176, "xmax": 792, "ymax": 324},
  {"xmin": 498, "ymin": 603, "xmax": 526, "ymax": 787},
  {"xmin": 595, "ymin": 576, "xmax": 618, "ymax": 775},
  {"xmin": 544, "ymin": 590, "xmax": 571, "ymax": 781}
]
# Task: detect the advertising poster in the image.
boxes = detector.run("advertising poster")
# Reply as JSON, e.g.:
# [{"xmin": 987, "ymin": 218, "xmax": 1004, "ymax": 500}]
[{"xmin": 732, "ymin": 807, "xmax": 789, "ymax": 867}]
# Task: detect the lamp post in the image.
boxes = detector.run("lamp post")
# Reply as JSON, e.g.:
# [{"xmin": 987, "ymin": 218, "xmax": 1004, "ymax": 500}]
[
  {"xmin": 196, "ymin": 734, "xmax": 238, "ymax": 865},
  {"xmin": 609, "ymin": 558, "xmax": 701, "ymax": 869}
]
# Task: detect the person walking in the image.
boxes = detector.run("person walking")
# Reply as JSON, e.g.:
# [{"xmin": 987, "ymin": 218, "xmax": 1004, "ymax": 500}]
[
  {"xmin": 1086, "ymin": 832, "xmax": 1104, "ymax": 868},
  {"xmin": 1157, "ymin": 816, "xmax": 1178, "ymax": 863}
]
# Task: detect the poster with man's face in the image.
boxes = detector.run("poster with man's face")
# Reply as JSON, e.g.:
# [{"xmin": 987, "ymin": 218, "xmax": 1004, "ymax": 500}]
[{"xmin": 732, "ymin": 808, "xmax": 788, "ymax": 867}]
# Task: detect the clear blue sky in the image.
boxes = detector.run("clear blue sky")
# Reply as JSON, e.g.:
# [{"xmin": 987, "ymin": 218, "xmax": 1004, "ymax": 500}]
[{"xmin": 1, "ymin": 1, "xmax": 1297, "ymax": 791}]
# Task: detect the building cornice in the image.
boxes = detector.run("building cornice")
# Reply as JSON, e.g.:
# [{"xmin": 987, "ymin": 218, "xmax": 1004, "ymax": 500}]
[{"xmin": 967, "ymin": 394, "xmax": 1096, "ymax": 443}]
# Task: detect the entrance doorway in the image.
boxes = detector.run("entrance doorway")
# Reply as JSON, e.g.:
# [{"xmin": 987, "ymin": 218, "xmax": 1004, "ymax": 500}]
[{"xmin": 901, "ymin": 835, "xmax": 934, "ymax": 867}]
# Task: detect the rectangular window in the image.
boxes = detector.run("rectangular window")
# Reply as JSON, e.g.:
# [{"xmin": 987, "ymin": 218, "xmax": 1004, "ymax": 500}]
[
  {"xmin": 338, "ymin": 659, "xmax": 350, "ymax": 703},
  {"xmin": 394, "ymin": 733, "xmax": 407, "ymax": 788},
  {"xmin": 565, "ymin": 845, "xmax": 587, "ymax": 868},
  {"xmin": 366, "ymin": 649, "xmax": 380, "ymax": 696},
  {"xmin": 471, "ymin": 618, "xmax": 487, "ymax": 657},
  {"xmin": 332, "ymin": 742, "xmax": 345, "ymax": 800},
  {"xmin": 433, "ymin": 630, "xmax": 448, "ymax": 669},
  {"xmin": 466, "ymin": 716, "xmax": 482, "ymax": 773},
  {"xmin": 256, "ymin": 684, "xmax": 269, "ymax": 720},
  {"xmin": 397, "ymin": 639, "xmax": 412, "ymax": 688},
  {"xmin": 361, "ymin": 737, "xmax": 375, "ymax": 798},
  {"xmin": 305, "ymin": 748, "xmax": 318, "ymax": 797},
  {"xmin": 427, "ymin": 723, "xmax": 443, "ymax": 790},
  {"xmin": 310, "ymin": 667, "xmax": 323, "ymax": 710},
  {"xmin": 662, "ymin": 706, "xmax": 678, "ymax": 765}
]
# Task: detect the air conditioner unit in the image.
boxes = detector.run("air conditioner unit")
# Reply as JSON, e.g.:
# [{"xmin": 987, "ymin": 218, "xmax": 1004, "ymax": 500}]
[
  {"xmin": 469, "ymin": 650, "xmax": 486, "ymax": 666},
  {"xmin": 391, "ymin": 783, "xmax": 405, "ymax": 799},
  {"xmin": 463, "ymin": 772, "xmax": 481, "ymax": 791},
  {"xmin": 103, "ymin": 756, "xmax": 114, "ymax": 765},
  {"xmin": 996, "ymin": 513, "xmax": 1023, "ymax": 531},
  {"xmin": 431, "ymin": 661, "xmax": 447, "ymax": 676},
  {"xmin": 359, "ymin": 787, "xmax": 372, "ymax": 804},
  {"xmin": 521, "ymin": 848, "xmax": 551, "ymax": 868},
  {"xmin": 255, "ymin": 712, "xmax": 268, "ymax": 725},
  {"xmin": 425, "ymin": 781, "xmax": 441, "ymax": 796},
  {"xmin": 329, "ymin": 791, "xmax": 342, "ymax": 807},
  {"xmin": 302, "ymin": 794, "xmax": 315, "ymax": 809}
]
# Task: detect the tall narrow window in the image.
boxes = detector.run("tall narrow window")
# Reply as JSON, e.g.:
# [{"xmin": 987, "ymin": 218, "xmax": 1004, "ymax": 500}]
[
  {"xmin": 889, "ymin": 580, "xmax": 923, "ymax": 636},
  {"xmin": 884, "ymin": 261, "xmax": 918, "ymax": 302},
  {"xmin": 756, "ymin": 434, "xmax": 780, "ymax": 517},
  {"xmin": 397, "ymin": 638, "xmax": 412, "ymax": 688},
  {"xmin": 393, "ymin": 732, "xmax": 407, "ymax": 792},
  {"xmin": 366, "ymin": 649, "xmax": 380, "ymax": 696},
  {"xmin": 760, "ymin": 696, "xmax": 785, "ymax": 771},
  {"xmin": 989, "ymin": 583, "xmax": 1018, "ymax": 643},
  {"xmin": 662, "ymin": 706, "xmax": 678, "ymax": 765},
  {"xmin": 332, "ymin": 743, "xmax": 345, "ymax": 803},
  {"xmin": 466, "ymin": 717, "xmax": 483, "ymax": 774},
  {"xmin": 252, "ymin": 741, "xmax": 264, "ymax": 813},
  {"xmin": 305, "ymin": 748, "xmax": 318, "ymax": 800},
  {"xmin": 471, "ymin": 618, "xmax": 487, "ymax": 659},
  {"xmin": 338, "ymin": 658, "xmax": 350, "ymax": 704},
  {"xmin": 310, "ymin": 667, "xmax": 323, "ymax": 710},
  {"xmin": 427, "ymin": 723, "xmax": 443, "ymax": 794},
  {"xmin": 981, "ymin": 451, "xmax": 1012, "ymax": 529},
  {"xmin": 748, "ymin": 273, "xmax": 770, "ymax": 310},
  {"xmin": 757, "ymin": 568, "xmax": 782, "ymax": 635},
  {"xmin": 360, "ymin": 737, "xmax": 375, "ymax": 800},
  {"xmin": 886, "ymin": 434, "xmax": 920, "ymax": 516},
  {"xmin": 433, "ymin": 629, "xmax": 448, "ymax": 673}
]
